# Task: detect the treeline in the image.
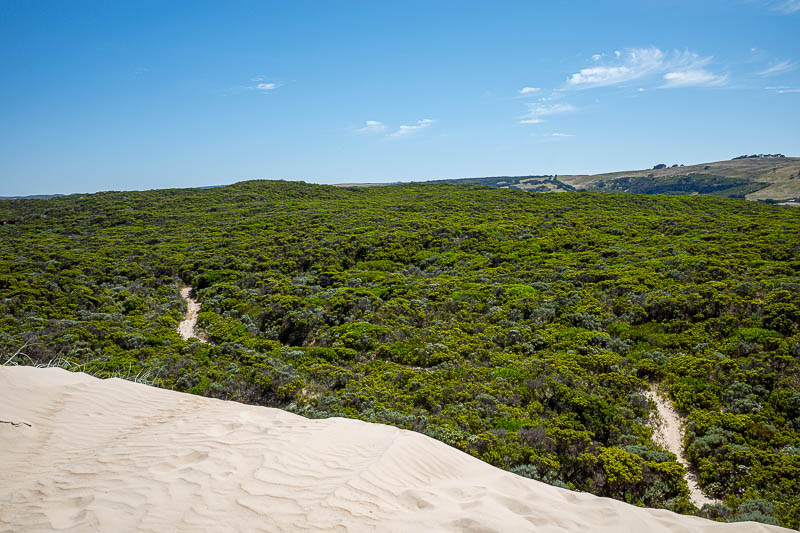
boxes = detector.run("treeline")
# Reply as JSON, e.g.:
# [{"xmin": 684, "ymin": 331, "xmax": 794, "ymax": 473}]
[
  {"xmin": 733, "ymin": 154, "xmax": 786, "ymax": 160},
  {"xmin": 1, "ymin": 181, "xmax": 799, "ymax": 527}
]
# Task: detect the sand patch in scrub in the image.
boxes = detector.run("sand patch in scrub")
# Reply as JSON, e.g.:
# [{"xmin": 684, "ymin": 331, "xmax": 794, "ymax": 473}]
[
  {"xmin": 646, "ymin": 385, "xmax": 721, "ymax": 509},
  {"xmin": 177, "ymin": 286, "xmax": 208, "ymax": 343}
]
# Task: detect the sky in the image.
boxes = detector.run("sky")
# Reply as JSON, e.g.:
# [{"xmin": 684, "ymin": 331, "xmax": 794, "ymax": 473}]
[{"xmin": 1, "ymin": 0, "xmax": 799, "ymax": 196}]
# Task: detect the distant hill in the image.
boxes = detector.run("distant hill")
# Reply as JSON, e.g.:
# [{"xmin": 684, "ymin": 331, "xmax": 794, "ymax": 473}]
[
  {"xmin": 419, "ymin": 175, "xmax": 577, "ymax": 193},
  {"xmin": 4, "ymin": 157, "xmax": 799, "ymax": 203},
  {"xmin": 0, "ymin": 185, "xmax": 224, "ymax": 201},
  {"xmin": 0, "ymin": 194, "xmax": 66, "ymax": 200},
  {"xmin": 405, "ymin": 156, "xmax": 799, "ymax": 204},
  {"xmin": 560, "ymin": 156, "xmax": 800, "ymax": 203}
]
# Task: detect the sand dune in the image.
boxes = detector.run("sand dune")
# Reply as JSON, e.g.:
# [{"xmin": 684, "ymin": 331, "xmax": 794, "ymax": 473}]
[{"xmin": 0, "ymin": 367, "xmax": 790, "ymax": 533}]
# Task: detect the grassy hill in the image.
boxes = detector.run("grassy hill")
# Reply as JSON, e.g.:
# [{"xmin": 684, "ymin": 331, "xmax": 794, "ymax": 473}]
[
  {"xmin": 560, "ymin": 156, "xmax": 800, "ymax": 203},
  {"xmin": 1, "ymin": 181, "xmax": 799, "ymax": 527},
  {"xmin": 413, "ymin": 156, "xmax": 800, "ymax": 204}
]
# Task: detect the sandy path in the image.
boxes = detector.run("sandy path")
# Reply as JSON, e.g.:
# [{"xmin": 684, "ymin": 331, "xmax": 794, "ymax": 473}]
[
  {"xmin": 177, "ymin": 286, "xmax": 207, "ymax": 343},
  {"xmin": 646, "ymin": 386, "xmax": 720, "ymax": 509},
  {"xmin": 0, "ymin": 366, "xmax": 788, "ymax": 533}
]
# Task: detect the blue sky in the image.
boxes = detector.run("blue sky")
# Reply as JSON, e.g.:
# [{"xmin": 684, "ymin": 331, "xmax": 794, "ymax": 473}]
[{"xmin": 1, "ymin": 0, "xmax": 799, "ymax": 195}]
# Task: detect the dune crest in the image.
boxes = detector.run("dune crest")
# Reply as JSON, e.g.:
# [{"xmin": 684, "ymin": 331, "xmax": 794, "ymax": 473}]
[{"xmin": 0, "ymin": 367, "xmax": 790, "ymax": 532}]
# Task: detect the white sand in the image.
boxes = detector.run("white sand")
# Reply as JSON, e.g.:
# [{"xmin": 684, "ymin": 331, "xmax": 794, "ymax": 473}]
[
  {"xmin": 0, "ymin": 367, "xmax": 790, "ymax": 533},
  {"xmin": 177, "ymin": 286, "xmax": 207, "ymax": 343},
  {"xmin": 646, "ymin": 387, "xmax": 720, "ymax": 509}
]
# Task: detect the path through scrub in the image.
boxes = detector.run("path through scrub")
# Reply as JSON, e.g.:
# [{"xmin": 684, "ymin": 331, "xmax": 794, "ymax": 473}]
[
  {"xmin": 177, "ymin": 287, "xmax": 208, "ymax": 343},
  {"xmin": 645, "ymin": 386, "xmax": 720, "ymax": 509}
]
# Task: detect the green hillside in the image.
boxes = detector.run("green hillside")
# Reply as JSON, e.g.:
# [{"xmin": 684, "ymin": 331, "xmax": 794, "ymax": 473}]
[
  {"xmin": 561, "ymin": 156, "xmax": 800, "ymax": 203},
  {"xmin": 1, "ymin": 181, "xmax": 799, "ymax": 527},
  {"xmin": 417, "ymin": 156, "xmax": 800, "ymax": 203}
]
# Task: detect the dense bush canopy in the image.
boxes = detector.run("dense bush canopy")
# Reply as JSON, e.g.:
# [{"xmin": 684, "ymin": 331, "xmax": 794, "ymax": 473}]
[{"xmin": 1, "ymin": 181, "xmax": 799, "ymax": 527}]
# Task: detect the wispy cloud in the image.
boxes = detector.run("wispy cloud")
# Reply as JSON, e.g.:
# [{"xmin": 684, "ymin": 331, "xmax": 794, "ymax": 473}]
[
  {"xmin": 519, "ymin": 102, "xmax": 576, "ymax": 124},
  {"xmin": 389, "ymin": 118, "xmax": 434, "ymax": 137},
  {"xmin": 772, "ymin": 0, "xmax": 800, "ymax": 13},
  {"xmin": 356, "ymin": 120, "xmax": 387, "ymax": 134},
  {"xmin": 356, "ymin": 118, "xmax": 435, "ymax": 137},
  {"xmin": 566, "ymin": 47, "xmax": 670, "ymax": 87},
  {"xmin": 661, "ymin": 69, "xmax": 727, "ymax": 88},
  {"xmin": 248, "ymin": 76, "xmax": 279, "ymax": 92},
  {"xmin": 519, "ymin": 87, "xmax": 540, "ymax": 95},
  {"xmin": 766, "ymin": 85, "xmax": 800, "ymax": 93},
  {"xmin": 566, "ymin": 47, "xmax": 727, "ymax": 89},
  {"xmin": 758, "ymin": 60, "xmax": 796, "ymax": 76},
  {"xmin": 551, "ymin": 133, "xmax": 575, "ymax": 137}
]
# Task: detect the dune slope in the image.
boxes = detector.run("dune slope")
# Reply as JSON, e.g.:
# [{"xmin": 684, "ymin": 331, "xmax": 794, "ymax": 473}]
[{"xmin": 0, "ymin": 367, "xmax": 790, "ymax": 533}]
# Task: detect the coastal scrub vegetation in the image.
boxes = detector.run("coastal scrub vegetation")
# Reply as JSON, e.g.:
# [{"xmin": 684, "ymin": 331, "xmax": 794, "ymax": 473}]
[{"xmin": 1, "ymin": 181, "xmax": 799, "ymax": 527}]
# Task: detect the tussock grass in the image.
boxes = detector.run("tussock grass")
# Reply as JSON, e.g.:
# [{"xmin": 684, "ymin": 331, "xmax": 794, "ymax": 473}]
[{"xmin": 2, "ymin": 342, "xmax": 161, "ymax": 386}]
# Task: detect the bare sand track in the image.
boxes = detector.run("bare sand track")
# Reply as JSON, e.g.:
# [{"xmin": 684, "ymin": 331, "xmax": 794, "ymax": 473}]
[
  {"xmin": 646, "ymin": 386, "xmax": 721, "ymax": 509},
  {"xmin": 1, "ymin": 366, "xmax": 789, "ymax": 533},
  {"xmin": 177, "ymin": 286, "xmax": 207, "ymax": 343}
]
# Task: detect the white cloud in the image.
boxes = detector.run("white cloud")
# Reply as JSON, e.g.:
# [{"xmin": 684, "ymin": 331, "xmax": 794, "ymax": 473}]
[
  {"xmin": 568, "ymin": 64, "xmax": 641, "ymax": 87},
  {"xmin": 567, "ymin": 47, "xmax": 666, "ymax": 87},
  {"xmin": 519, "ymin": 102, "xmax": 576, "ymax": 124},
  {"xmin": 773, "ymin": 0, "xmax": 800, "ymax": 13},
  {"xmin": 389, "ymin": 119, "xmax": 434, "ymax": 137},
  {"xmin": 247, "ymin": 76, "xmax": 279, "ymax": 91},
  {"xmin": 758, "ymin": 60, "xmax": 796, "ymax": 76},
  {"xmin": 592, "ymin": 54, "xmax": 603, "ymax": 62},
  {"xmin": 356, "ymin": 120, "xmax": 387, "ymax": 134},
  {"xmin": 566, "ymin": 47, "xmax": 726, "ymax": 89},
  {"xmin": 551, "ymin": 133, "xmax": 575, "ymax": 137},
  {"xmin": 766, "ymin": 85, "xmax": 800, "ymax": 93},
  {"xmin": 661, "ymin": 69, "xmax": 728, "ymax": 88},
  {"xmin": 355, "ymin": 118, "xmax": 436, "ymax": 137},
  {"xmin": 519, "ymin": 87, "xmax": 540, "ymax": 95}
]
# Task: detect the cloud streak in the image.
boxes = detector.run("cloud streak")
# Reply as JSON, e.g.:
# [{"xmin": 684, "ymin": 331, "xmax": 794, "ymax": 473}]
[
  {"xmin": 389, "ymin": 119, "xmax": 434, "ymax": 137},
  {"xmin": 566, "ymin": 47, "xmax": 727, "ymax": 89},
  {"xmin": 247, "ymin": 75, "xmax": 280, "ymax": 92},
  {"xmin": 355, "ymin": 119, "xmax": 435, "ymax": 137},
  {"xmin": 519, "ymin": 103, "xmax": 575, "ymax": 124},
  {"xmin": 758, "ymin": 60, "xmax": 796, "ymax": 76},
  {"xmin": 247, "ymin": 76, "xmax": 280, "ymax": 92},
  {"xmin": 772, "ymin": 0, "xmax": 800, "ymax": 13},
  {"xmin": 766, "ymin": 86, "xmax": 800, "ymax": 94},
  {"xmin": 661, "ymin": 69, "xmax": 727, "ymax": 88},
  {"xmin": 356, "ymin": 120, "xmax": 387, "ymax": 134}
]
